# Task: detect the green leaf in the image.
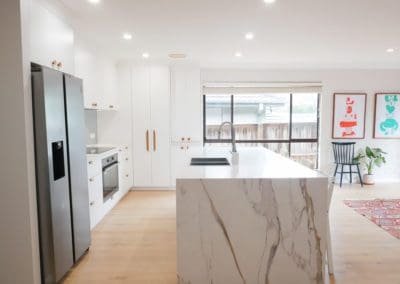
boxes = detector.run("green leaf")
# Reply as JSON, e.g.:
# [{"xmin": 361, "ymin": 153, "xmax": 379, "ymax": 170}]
[{"xmin": 366, "ymin": 147, "xmax": 374, "ymax": 158}]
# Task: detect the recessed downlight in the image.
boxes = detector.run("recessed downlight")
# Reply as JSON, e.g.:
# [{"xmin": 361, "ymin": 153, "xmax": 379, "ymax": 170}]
[
  {"xmin": 235, "ymin": 52, "xmax": 242, "ymax": 57},
  {"xmin": 142, "ymin": 53, "xmax": 150, "ymax": 58},
  {"xmin": 386, "ymin": 48, "xmax": 395, "ymax": 53},
  {"xmin": 245, "ymin": 32, "xmax": 254, "ymax": 40},
  {"xmin": 263, "ymin": 0, "xmax": 276, "ymax": 4},
  {"xmin": 87, "ymin": 0, "xmax": 100, "ymax": 4},
  {"xmin": 122, "ymin": 33, "xmax": 132, "ymax": 40}
]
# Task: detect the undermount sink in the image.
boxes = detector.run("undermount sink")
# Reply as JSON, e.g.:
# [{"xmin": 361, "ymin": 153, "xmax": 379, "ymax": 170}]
[{"xmin": 190, "ymin": 157, "xmax": 230, "ymax": 166}]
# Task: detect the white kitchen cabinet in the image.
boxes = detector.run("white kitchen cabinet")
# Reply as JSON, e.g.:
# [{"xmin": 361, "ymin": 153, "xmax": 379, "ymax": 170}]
[
  {"xmin": 170, "ymin": 66, "xmax": 202, "ymax": 143},
  {"xmin": 86, "ymin": 147, "xmax": 132, "ymax": 230},
  {"xmin": 30, "ymin": 3, "xmax": 74, "ymax": 74},
  {"xmin": 87, "ymin": 162, "xmax": 103, "ymax": 230},
  {"xmin": 132, "ymin": 66, "xmax": 171, "ymax": 188},
  {"xmin": 74, "ymin": 39, "xmax": 118, "ymax": 110},
  {"xmin": 171, "ymin": 143, "xmax": 203, "ymax": 187}
]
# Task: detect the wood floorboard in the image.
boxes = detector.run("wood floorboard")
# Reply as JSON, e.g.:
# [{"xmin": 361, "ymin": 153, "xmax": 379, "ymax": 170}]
[{"xmin": 63, "ymin": 184, "xmax": 400, "ymax": 284}]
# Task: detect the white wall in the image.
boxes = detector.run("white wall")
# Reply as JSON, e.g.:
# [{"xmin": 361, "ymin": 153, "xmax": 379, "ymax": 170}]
[
  {"xmin": 202, "ymin": 69, "xmax": 400, "ymax": 182},
  {"xmin": 0, "ymin": 0, "xmax": 41, "ymax": 283}
]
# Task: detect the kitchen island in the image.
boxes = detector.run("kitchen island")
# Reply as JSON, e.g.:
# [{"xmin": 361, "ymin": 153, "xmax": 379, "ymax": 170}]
[{"xmin": 176, "ymin": 147, "xmax": 329, "ymax": 284}]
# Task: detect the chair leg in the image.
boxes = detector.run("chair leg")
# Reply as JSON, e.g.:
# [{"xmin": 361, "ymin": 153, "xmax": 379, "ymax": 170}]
[
  {"xmin": 357, "ymin": 165, "xmax": 363, "ymax": 187},
  {"xmin": 333, "ymin": 164, "xmax": 338, "ymax": 178},
  {"xmin": 327, "ymin": 217, "xmax": 334, "ymax": 275},
  {"xmin": 349, "ymin": 165, "xmax": 352, "ymax": 184},
  {"xmin": 340, "ymin": 164, "xmax": 344, "ymax": 187}
]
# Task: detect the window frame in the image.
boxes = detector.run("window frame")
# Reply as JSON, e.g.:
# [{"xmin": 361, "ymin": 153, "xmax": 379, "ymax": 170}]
[{"xmin": 203, "ymin": 93, "xmax": 321, "ymax": 169}]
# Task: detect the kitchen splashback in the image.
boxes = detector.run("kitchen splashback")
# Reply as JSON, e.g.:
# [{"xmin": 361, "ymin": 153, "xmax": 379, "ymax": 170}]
[{"xmin": 85, "ymin": 109, "xmax": 97, "ymax": 145}]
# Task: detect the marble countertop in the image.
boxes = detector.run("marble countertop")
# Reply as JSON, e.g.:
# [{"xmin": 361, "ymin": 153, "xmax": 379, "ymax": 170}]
[{"xmin": 177, "ymin": 147, "xmax": 324, "ymax": 179}]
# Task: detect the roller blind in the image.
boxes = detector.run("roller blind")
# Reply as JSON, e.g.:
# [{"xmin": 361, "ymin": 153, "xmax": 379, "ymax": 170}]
[{"xmin": 203, "ymin": 82, "xmax": 322, "ymax": 94}]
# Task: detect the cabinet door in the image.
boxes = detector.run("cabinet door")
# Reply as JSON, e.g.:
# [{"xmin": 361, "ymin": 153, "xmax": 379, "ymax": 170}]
[
  {"xmin": 150, "ymin": 66, "xmax": 171, "ymax": 187},
  {"xmin": 30, "ymin": 4, "xmax": 74, "ymax": 74},
  {"xmin": 88, "ymin": 174, "xmax": 102, "ymax": 230},
  {"xmin": 170, "ymin": 143, "xmax": 203, "ymax": 187},
  {"xmin": 132, "ymin": 67, "xmax": 152, "ymax": 187},
  {"xmin": 74, "ymin": 43, "xmax": 98, "ymax": 108},
  {"xmin": 170, "ymin": 67, "xmax": 202, "ymax": 142}
]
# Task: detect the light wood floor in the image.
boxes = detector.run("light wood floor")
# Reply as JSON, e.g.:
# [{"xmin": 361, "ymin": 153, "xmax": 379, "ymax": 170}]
[{"xmin": 64, "ymin": 184, "xmax": 400, "ymax": 284}]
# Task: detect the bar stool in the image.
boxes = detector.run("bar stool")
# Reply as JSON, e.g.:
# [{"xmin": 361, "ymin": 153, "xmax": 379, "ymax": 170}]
[{"xmin": 332, "ymin": 142, "xmax": 363, "ymax": 187}]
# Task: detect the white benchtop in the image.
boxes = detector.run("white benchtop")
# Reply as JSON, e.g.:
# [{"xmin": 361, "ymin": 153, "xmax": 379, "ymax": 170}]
[{"xmin": 177, "ymin": 147, "xmax": 324, "ymax": 179}]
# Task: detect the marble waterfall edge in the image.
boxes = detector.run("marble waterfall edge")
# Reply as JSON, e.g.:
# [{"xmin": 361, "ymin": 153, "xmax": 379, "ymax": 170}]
[{"xmin": 177, "ymin": 178, "xmax": 328, "ymax": 284}]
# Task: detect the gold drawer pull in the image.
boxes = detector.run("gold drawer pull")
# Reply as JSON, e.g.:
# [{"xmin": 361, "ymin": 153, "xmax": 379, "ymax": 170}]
[
  {"xmin": 146, "ymin": 130, "xmax": 149, "ymax": 152},
  {"xmin": 88, "ymin": 160, "xmax": 94, "ymax": 165},
  {"xmin": 90, "ymin": 201, "xmax": 95, "ymax": 206},
  {"xmin": 153, "ymin": 130, "xmax": 156, "ymax": 152},
  {"xmin": 89, "ymin": 178, "xmax": 94, "ymax": 182}
]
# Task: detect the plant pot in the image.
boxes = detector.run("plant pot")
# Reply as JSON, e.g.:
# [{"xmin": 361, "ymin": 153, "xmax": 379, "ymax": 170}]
[{"xmin": 363, "ymin": 174, "xmax": 375, "ymax": 185}]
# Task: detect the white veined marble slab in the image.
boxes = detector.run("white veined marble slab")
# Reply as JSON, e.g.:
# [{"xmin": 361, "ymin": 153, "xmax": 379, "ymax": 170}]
[{"xmin": 177, "ymin": 148, "xmax": 328, "ymax": 284}]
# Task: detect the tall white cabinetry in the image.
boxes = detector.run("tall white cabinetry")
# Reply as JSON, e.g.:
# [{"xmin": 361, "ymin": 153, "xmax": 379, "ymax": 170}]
[
  {"xmin": 30, "ymin": 3, "xmax": 74, "ymax": 74},
  {"xmin": 170, "ymin": 66, "xmax": 203, "ymax": 186},
  {"xmin": 132, "ymin": 66, "xmax": 171, "ymax": 188},
  {"xmin": 74, "ymin": 39, "xmax": 118, "ymax": 110}
]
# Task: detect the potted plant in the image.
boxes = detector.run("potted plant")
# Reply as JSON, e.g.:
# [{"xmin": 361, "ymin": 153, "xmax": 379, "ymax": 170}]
[{"xmin": 354, "ymin": 146, "xmax": 387, "ymax": 185}]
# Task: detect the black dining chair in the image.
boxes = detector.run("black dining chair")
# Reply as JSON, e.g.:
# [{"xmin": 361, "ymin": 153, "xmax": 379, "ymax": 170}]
[{"xmin": 332, "ymin": 142, "xmax": 363, "ymax": 187}]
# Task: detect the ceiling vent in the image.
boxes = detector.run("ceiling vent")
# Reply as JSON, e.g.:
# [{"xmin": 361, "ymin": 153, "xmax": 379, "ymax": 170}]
[{"xmin": 168, "ymin": 53, "xmax": 187, "ymax": 59}]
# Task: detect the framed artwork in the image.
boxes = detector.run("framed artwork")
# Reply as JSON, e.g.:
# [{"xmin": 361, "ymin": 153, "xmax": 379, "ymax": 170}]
[
  {"xmin": 373, "ymin": 93, "xmax": 400, "ymax": 139},
  {"xmin": 332, "ymin": 93, "xmax": 367, "ymax": 139}
]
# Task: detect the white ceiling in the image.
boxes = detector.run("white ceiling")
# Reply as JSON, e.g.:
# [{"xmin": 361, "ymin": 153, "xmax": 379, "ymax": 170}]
[{"xmin": 59, "ymin": 0, "xmax": 400, "ymax": 68}]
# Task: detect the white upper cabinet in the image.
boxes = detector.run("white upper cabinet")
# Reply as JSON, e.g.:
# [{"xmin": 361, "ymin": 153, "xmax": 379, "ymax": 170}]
[
  {"xmin": 30, "ymin": 4, "xmax": 74, "ymax": 74},
  {"xmin": 132, "ymin": 65, "xmax": 171, "ymax": 188},
  {"xmin": 74, "ymin": 39, "xmax": 117, "ymax": 110},
  {"xmin": 170, "ymin": 65, "xmax": 202, "ymax": 143}
]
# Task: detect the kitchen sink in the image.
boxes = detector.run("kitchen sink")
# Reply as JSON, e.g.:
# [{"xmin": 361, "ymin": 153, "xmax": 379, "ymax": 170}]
[{"xmin": 190, "ymin": 157, "xmax": 230, "ymax": 166}]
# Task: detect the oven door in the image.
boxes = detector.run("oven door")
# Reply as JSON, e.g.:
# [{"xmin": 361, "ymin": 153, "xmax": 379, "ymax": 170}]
[{"xmin": 102, "ymin": 162, "xmax": 119, "ymax": 202}]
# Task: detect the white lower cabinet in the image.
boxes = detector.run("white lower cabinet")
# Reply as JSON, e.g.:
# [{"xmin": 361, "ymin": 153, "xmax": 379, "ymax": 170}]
[
  {"xmin": 86, "ymin": 147, "xmax": 132, "ymax": 230},
  {"xmin": 171, "ymin": 143, "xmax": 202, "ymax": 187},
  {"xmin": 87, "ymin": 169, "xmax": 103, "ymax": 230}
]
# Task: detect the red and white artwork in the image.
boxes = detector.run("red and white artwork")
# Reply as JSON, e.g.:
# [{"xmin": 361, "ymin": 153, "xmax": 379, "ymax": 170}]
[{"xmin": 332, "ymin": 93, "xmax": 366, "ymax": 139}]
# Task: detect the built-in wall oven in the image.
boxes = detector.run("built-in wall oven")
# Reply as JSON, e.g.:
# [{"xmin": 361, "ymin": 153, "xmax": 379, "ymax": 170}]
[{"xmin": 102, "ymin": 153, "xmax": 119, "ymax": 202}]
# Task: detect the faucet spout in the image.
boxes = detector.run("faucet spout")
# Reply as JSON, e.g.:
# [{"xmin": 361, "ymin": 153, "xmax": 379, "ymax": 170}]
[{"xmin": 217, "ymin": 121, "xmax": 237, "ymax": 153}]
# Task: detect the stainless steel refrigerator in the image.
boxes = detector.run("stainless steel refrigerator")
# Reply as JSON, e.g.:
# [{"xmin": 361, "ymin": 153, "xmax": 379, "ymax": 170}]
[{"xmin": 31, "ymin": 63, "xmax": 91, "ymax": 283}]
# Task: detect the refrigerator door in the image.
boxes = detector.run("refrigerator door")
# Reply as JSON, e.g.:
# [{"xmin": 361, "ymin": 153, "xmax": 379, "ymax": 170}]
[
  {"xmin": 32, "ymin": 65, "xmax": 74, "ymax": 283},
  {"xmin": 64, "ymin": 74, "xmax": 91, "ymax": 261}
]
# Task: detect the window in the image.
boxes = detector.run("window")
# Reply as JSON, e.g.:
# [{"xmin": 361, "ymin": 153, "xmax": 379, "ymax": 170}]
[{"xmin": 203, "ymin": 92, "xmax": 320, "ymax": 169}]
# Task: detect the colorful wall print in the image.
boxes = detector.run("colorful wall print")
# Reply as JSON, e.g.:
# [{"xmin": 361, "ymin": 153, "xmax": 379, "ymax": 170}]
[
  {"xmin": 374, "ymin": 93, "xmax": 400, "ymax": 139},
  {"xmin": 332, "ymin": 93, "xmax": 366, "ymax": 139}
]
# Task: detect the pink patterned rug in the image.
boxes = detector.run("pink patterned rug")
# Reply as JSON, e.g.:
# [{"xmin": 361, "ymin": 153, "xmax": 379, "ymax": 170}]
[{"xmin": 344, "ymin": 199, "xmax": 400, "ymax": 240}]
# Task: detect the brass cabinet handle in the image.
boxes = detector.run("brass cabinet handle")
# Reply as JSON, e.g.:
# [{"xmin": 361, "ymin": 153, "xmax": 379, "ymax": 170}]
[
  {"xmin": 146, "ymin": 130, "xmax": 149, "ymax": 152},
  {"xmin": 91, "ymin": 102, "xmax": 98, "ymax": 107},
  {"xmin": 89, "ymin": 178, "xmax": 94, "ymax": 182},
  {"xmin": 90, "ymin": 201, "xmax": 95, "ymax": 206},
  {"xmin": 153, "ymin": 130, "xmax": 156, "ymax": 152},
  {"xmin": 88, "ymin": 160, "xmax": 93, "ymax": 165},
  {"xmin": 109, "ymin": 105, "xmax": 114, "ymax": 109}
]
